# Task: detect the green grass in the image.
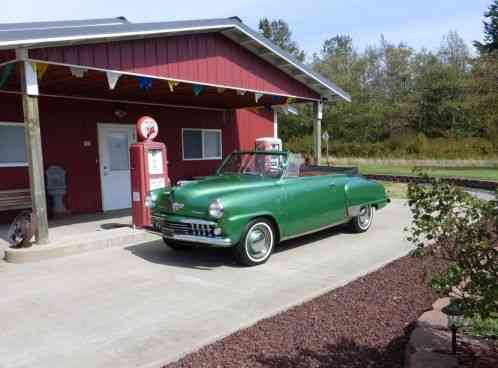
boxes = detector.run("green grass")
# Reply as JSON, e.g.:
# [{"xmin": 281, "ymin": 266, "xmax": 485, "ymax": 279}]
[
  {"xmin": 360, "ymin": 165, "xmax": 498, "ymax": 182},
  {"xmin": 376, "ymin": 181, "xmax": 408, "ymax": 199}
]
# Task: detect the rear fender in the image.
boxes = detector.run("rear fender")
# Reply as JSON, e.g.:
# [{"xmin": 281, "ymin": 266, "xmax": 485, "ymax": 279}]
[{"xmin": 344, "ymin": 178, "xmax": 388, "ymax": 216}]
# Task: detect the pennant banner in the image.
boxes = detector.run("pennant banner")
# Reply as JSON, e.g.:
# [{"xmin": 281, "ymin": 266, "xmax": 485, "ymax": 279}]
[
  {"xmin": 192, "ymin": 84, "xmax": 204, "ymax": 96},
  {"xmin": 138, "ymin": 76, "xmax": 153, "ymax": 90},
  {"xmin": 70, "ymin": 67, "xmax": 87, "ymax": 78},
  {"xmin": 106, "ymin": 71, "xmax": 121, "ymax": 90},
  {"xmin": 0, "ymin": 63, "xmax": 15, "ymax": 89},
  {"xmin": 37, "ymin": 63, "xmax": 49, "ymax": 80},
  {"xmin": 168, "ymin": 80, "xmax": 179, "ymax": 92},
  {"xmin": 271, "ymin": 95, "xmax": 280, "ymax": 104},
  {"xmin": 236, "ymin": 90, "xmax": 246, "ymax": 96},
  {"xmin": 216, "ymin": 87, "xmax": 226, "ymax": 94},
  {"xmin": 254, "ymin": 92, "xmax": 264, "ymax": 103}
]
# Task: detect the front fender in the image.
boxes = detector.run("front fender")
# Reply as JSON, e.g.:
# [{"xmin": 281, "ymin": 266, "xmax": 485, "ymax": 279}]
[{"xmin": 220, "ymin": 211, "xmax": 280, "ymax": 245}]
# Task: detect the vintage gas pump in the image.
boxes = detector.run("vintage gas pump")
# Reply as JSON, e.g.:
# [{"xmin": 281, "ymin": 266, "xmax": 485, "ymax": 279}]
[
  {"xmin": 130, "ymin": 116, "xmax": 169, "ymax": 228},
  {"xmin": 255, "ymin": 137, "xmax": 283, "ymax": 172}
]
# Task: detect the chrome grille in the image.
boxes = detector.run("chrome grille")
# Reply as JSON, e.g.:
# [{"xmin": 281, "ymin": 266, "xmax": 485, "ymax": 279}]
[{"xmin": 153, "ymin": 218, "xmax": 217, "ymax": 238}]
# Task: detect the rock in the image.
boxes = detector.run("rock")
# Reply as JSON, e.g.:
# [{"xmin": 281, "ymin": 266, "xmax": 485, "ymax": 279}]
[
  {"xmin": 417, "ymin": 309, "xmax": 448, "ymax": 330},
  {"xmin": 408, "ymin": 351, "xmax": 458, "ymax": 368},
  {"xmin": 409, "ymin": 327, "xmax": 452, "ymax": 353},
  {"xmin": 432, "ymin": 297, "xmax": 450, "ymax": 311}
]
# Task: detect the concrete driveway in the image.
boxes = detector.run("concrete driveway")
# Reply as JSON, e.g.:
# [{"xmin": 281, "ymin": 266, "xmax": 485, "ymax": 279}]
[{"xmin": 0, "ymin": 200, "xmax": 413, "ymax": 368}]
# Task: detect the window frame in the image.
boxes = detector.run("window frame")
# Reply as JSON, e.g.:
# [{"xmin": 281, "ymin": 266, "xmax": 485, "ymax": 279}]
[
  {"xmin": 182, "ymin": 128, "xmax": 223, "ymax": 161},
  {"xmin": 0, "ymin": 122, "xmax": 28, "ymax": 168}
]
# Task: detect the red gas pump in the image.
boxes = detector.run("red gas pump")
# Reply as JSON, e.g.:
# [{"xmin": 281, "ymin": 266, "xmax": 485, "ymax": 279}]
[{"xmin": 130, "ymin": 116, "xmax": 169, "ymax": 228}]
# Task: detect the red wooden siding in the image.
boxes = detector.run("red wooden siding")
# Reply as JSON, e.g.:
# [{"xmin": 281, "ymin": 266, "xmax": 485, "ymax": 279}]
[
  {"xmin": 0, "ymin": 95, "xmax": 273, "ymax": 222},
  {"xmin": 29, "ymin": 33, "xmax": 319, "ymax": 100}
]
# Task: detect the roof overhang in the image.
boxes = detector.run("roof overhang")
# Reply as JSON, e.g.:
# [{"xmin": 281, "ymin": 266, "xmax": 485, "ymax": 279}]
[{"xmin": 0, "ymin": 17, "xmax": 351, "ymax": 102}]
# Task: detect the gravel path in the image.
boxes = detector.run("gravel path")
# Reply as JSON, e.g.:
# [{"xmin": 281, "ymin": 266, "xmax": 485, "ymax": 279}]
[{"xmin": 165, "ymin": 255, "xmax": 446, "ymax": 368}]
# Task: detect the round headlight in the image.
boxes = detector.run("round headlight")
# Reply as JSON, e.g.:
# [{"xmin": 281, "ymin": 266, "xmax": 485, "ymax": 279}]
[{"xmin": 208, "ymin": 199, "xmax": 224, "ymax": 219}]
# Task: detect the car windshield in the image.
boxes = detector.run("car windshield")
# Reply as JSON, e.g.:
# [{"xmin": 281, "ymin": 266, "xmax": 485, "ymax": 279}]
[{"xmin": 217, "ymin": 152, "xmax": 286, "ymax": 178}]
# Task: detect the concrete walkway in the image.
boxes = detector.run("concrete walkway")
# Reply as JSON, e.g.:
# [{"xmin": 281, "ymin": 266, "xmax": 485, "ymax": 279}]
[{"xmin": 0, "ymin": 200, "xmax": 413, "ymax": 368}]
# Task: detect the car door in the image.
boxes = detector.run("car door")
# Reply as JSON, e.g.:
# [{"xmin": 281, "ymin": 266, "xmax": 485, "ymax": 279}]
[
  {"xmin": 280, "ymin": 176, "xmax": 330, "ymax": 237},
  {"xmin": 281, "ymin": 175, "xmax": 349, "ymax": 238}
]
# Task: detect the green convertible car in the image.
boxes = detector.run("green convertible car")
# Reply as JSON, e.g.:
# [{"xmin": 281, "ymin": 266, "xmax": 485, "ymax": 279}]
[{"xmin": 150, "ymin": 151, "xmax": 390, "ymax": 266}]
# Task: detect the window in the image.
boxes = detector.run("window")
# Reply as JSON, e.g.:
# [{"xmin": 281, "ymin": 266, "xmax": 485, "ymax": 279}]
[
  {"xmin": 182, "ymin": 129, "xmax": 222, "ymax": 160},
  {"xmin": 0, "ymin": 123, "xmax": 27, "ymax": 167}
]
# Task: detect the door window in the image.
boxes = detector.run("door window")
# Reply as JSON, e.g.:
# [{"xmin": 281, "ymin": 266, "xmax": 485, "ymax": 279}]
[{"xmin": 107, "ymin": 132, "xmax": 129, "ymax": 171}]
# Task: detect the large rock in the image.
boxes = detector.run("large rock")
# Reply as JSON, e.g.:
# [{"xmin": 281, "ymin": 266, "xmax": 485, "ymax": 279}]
[
  {"xmin": 432, "ymin": 297, "xmax": 450, "ymax": 311},
  {"xmin": 408, "ymin": 351, "xmax": 458, "ymax": 368},
  {"xmin": 409, "ymin": 327, "xmax": 452, "ymax": 353},
  {"xmin": 417, "ymin": 309, "xmax": 448, "ymax": 329}
]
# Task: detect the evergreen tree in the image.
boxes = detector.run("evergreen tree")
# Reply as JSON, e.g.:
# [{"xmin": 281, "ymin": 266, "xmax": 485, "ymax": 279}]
[
  {"xmin": 258, "ymin": 18, "xmax": 305, "ymax": 61},
  {"xmin": 474, "ymin": 0, "xmax": 498, "ymax": 53}
]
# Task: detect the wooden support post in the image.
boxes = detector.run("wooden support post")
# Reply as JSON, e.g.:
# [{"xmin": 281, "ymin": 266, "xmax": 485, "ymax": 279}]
[
  {"xmin": 313, "ymin": 101, "xmax": 323, "ymax": 165},
  {"xmin": 273, "ymin": 109, "xmax": 278, "ymax": 138},
  {"xmin": 16, "ymin": 49, "xmax": 49, "ymax": 244}
]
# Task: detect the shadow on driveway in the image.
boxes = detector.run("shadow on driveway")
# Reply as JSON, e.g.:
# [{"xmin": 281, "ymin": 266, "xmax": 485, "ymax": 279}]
[{"xmin": 125, "ymin": 224, "xmax": 350, "ymax": 269}]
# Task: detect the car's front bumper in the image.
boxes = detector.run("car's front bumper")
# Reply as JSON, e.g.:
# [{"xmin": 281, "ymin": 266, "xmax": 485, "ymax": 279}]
[{"xmin": 150, "ymin": 215, "xmax": 234, "ymax": 247}]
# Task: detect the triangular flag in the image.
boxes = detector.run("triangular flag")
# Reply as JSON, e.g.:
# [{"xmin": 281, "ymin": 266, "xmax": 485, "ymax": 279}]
[
  {"xmin": 70, "ymin": 67, "xmax": 87, "ymax": 78},
  {"xmin": 192, "ymin": 84, "xmax": 204, "ymax": 96},
  {"xmin": 255, "ymin": 93, "xmax": 264, "ymax": 103},
  {"xmin": 0, "ymin": 63, "xmax": 14, "ymax": 89},
  {"xmin": 216, "ymin": 87, "xmax": 226, "ymax": 94},
  {"xmin": 236, "ymin": 90, "xmax": 246, "ymax": 96},
  {"xmin": 106, "ymin": 71, "xmax": 121, "ymax": 90},
  {"xmin": 138, "ymin": 76, "xmax": 153, "ymax": 90},
  {"xmin": 37, "ymin": 63, "xmax": 49, "ymax": 80},
  {"xmin": 168, "ymin": 80, "xmax": 179, "ymax": 92},
  {"xmin": 271, "ymin": 95, "xmax": 280, "ymax": 104}
]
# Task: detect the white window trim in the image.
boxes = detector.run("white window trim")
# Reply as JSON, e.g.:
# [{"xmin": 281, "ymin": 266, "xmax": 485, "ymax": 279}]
[
  {"xmin": 0, "ymin": 122, "xmax": 28, "ymax": 168},
  {"xmin": 182, "ymin": 128, "xmax": 223, "ymax": 161}
]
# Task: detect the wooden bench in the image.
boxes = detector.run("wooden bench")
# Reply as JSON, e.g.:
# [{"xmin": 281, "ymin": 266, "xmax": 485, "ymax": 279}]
[{"xmin": 0, "ymin": 189, "xmax": 32, "ymax": 211}]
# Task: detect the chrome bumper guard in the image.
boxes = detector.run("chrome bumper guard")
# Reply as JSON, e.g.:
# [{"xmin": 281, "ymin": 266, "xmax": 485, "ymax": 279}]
[{"xmin": 151, "ymin": 216, "xmax": 233, "ymax": 247}]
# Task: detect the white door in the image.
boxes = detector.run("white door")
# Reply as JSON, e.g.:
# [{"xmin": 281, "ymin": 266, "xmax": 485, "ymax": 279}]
[{"xmin": 98, "ymin": 124, "xmax": 136, "ymax": 211}]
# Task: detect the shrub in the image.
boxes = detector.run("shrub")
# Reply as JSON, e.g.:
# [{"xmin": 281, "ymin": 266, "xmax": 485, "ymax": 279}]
[{"xmin": 405, "ymin": 174, "xmax": 498, "ymax": 319}]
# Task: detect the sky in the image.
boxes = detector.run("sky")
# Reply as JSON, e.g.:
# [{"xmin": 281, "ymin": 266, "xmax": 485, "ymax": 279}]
[{"xmin": 1, "ymin": 0, "xmax": 491, "ymax": 57}]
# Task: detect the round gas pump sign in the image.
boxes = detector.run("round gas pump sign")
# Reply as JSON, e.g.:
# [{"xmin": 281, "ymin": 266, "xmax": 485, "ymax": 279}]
[{"xmin": 137, "ymin": 116, "xmax": 159, "ymax": 141}]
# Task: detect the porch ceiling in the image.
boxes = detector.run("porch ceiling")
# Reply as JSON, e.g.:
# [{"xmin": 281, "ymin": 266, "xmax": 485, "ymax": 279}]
[{"xmin": 0, "ymin": 60, "xmax": 301, "ymax": 110}]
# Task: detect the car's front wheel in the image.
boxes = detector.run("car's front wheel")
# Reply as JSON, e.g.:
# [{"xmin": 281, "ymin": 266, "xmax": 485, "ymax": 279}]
[
  {"xmin": 350, "ymin": 205, "xmax": 375, "ymax": 233},
  {"xmin": 234, "ymin": 219, "xmax": 275, "ymax": 266}
]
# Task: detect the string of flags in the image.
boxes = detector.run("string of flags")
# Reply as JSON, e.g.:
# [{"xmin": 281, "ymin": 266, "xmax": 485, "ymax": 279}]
[
  {"xmin": 192, "ymin": 84, "xmax": 204, "ymax": 96},
  {"xmin": 0, "ymin": 63, "xmax": 15, "ymax": 89},
  {"xmin": 168, "ymin": 80, "xmax": 179, "ymax": 92},
  {"xmin": 19, "ymin": 62, "xmax": 300, "ymax": 106}
]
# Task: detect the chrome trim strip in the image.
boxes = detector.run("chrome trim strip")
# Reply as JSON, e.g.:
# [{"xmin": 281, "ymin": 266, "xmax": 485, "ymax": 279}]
[
  {"xmin": 281, "ymin": 219, "xmax": 350, "ymax": 242},
  {"xmin": 164, "ymin": 234, "xmax": 233, "ymax": 247},
  {"xmin": 178, "ymin": 218, "xmax": 217, "ymax": 226}
]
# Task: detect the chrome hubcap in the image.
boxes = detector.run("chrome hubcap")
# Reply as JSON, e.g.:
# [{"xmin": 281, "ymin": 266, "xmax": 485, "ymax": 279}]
[
  {"xmin": 358, "ymin": 206, "xmax": 372, "ymax": 229},
  {"xmin": 246, "ymin": 223, "xmax": 273, "ymax": 261}
]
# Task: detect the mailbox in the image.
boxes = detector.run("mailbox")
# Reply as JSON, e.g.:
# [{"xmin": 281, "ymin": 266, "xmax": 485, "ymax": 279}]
[{"xmin": 130, "ymin": 116, "xmax": 170, "ymax": 228}]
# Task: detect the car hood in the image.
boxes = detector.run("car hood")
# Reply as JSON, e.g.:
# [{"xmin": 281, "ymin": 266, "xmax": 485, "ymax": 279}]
[{"xmin": 154, "ymin": 175, "xmax": 276, "ymax": 218}]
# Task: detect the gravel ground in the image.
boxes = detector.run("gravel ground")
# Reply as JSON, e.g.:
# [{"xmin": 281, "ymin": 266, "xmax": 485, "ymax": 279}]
[{"xmin": 164, "ymin": 255, "xmax": 446, "ymax": 368}]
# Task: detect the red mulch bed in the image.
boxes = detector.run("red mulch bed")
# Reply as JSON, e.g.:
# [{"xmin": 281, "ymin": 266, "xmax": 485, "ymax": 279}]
[{"xmin": 164, "ymin": 255, "xmax": 447, "ymax": 368}]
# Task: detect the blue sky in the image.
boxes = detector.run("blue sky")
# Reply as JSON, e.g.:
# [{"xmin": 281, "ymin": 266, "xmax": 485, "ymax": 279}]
[{"xmin": 2, "ymin": 0, "xmax": 491, "ymax": 56}]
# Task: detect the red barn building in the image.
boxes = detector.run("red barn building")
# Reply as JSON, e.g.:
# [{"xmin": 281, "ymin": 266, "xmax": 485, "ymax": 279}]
[{"xmin": 0, "ymin": 16, "xmax": 350, "ymax": 243}]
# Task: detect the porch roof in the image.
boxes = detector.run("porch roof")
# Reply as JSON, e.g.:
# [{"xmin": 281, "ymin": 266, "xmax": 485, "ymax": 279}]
[{"xmin": 0, "ymin": 16, "xmax": 350, "ymax": 102}]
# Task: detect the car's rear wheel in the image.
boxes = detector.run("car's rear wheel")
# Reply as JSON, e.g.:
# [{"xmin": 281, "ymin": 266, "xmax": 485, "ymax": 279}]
[
  {"xmin": 350, "ymin": 205, "xmax": 375, "ymax": 233},
  {"xmin": 234, "ymin": 219, "xmax": 275, "ymax": 266},
  {"xmin": 163, "ymin": 238, "xmax": 191, "ymax": 251}
]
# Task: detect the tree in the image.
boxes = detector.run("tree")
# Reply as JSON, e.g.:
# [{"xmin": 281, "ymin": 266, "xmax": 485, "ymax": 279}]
[
  {"xmin": 474, "ymin": 0, "xmax": 498, "ymax": 53},
  {"xmin": 439, "ymin": 31, "xmax": 470, "ymax": 71},
  {"xmin": 406, "ymin": 176, "xmax": 498, "ymax": 319},
  {"xmin": 258, "ymin": 18, "xmax": 305, "ymax": 61}
]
